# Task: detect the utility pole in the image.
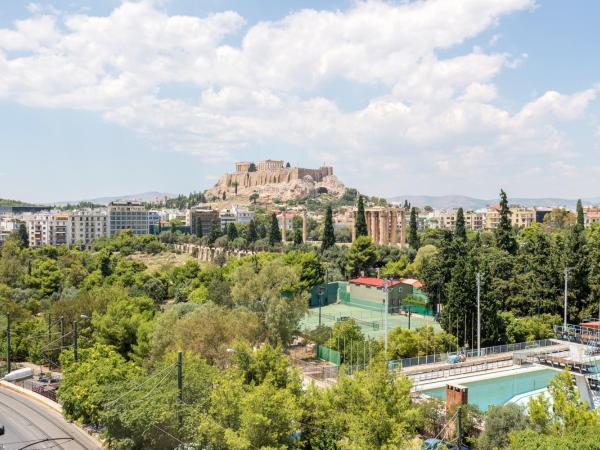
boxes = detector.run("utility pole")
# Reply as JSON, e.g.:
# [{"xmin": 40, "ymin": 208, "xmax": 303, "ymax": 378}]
[
  {"xmin": 48, "ymin": 314, "xmax": 52, "ymax": 344},
  {"xmin": 476, "ymin": 272, "xmax": 481, "ymax": 357},
  {"xmin": 564, "ymin": 267, "xmax": 571, "ymax": 329},
  {"xmin": 408, "ymin": 306, "xmax": 411, "ymax": 330},
  {"xmin": 60, "ymin": 316, "xmax": 64, "ymax": 349},
  {"xmin": 72, "ymin": 321, "xmax": 78, "ymax": 363},
  {"xmin": 383, "ymin": 278, "xmax": 389, "ymax": 358},
  {"xmin": 6, "ymin": 313, "xmax": 11, "ymax": 374},
  {"xmin": 318, "ymin": 286, "xmax": 324, "ymax": 327},
  {"xmin": 177, "ymin": 351, "xmax": 183, "ymax": 429},
  {"xmin": 456, "ymin": 406, "xmax": 462, "ymax": 449}
]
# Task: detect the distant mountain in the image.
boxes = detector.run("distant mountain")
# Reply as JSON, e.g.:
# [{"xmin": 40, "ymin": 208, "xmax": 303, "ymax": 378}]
[
  {"xmin": 56, "ymin": 191, "xmax": 175, "ymax": 206},
  {"xmin": 388, "ymin": 195, "xmax": 600, "ymax": 210}
]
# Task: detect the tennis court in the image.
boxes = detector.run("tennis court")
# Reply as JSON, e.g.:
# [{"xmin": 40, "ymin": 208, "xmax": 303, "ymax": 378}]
[{"xmin": 300, "ymin": 302, "xmax": 441, "ymax": 339}]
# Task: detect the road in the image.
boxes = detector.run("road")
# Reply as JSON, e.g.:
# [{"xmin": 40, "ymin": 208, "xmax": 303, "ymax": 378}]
[{"xmin": 0, "ymin": 386, "xmax": 101, "ymax": 450}]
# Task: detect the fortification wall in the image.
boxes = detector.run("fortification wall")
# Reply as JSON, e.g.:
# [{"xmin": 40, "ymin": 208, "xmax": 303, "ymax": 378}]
[{"xmin": 222, "ymin": 166, "xmax": 333, "ymax": 189}]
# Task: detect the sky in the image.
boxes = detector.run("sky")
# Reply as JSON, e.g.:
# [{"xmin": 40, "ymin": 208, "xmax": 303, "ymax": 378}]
[{"xmin": 0, "ymin": 0, "xmax": 599, "ymax": 203}]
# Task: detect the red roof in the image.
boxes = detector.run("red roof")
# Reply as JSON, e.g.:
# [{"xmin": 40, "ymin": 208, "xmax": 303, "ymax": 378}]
[
  {"xmin": 399, "ymin": 278, "xmax": 424, "ymax": 289},
  {"xmin": 349, "ymin": 277, "xmax": 403, "ymax": 288}
]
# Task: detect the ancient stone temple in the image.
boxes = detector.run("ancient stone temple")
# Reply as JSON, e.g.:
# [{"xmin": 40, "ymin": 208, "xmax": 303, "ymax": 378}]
[{"xmin": 352, "ymin": 207, "xmax": 407, "ymax": 246}]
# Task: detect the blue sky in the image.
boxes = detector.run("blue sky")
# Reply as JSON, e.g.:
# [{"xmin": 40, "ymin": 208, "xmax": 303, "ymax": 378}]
[{"xmin": 0, "ymin": 0, "xmax": 599, "ymax": 203}]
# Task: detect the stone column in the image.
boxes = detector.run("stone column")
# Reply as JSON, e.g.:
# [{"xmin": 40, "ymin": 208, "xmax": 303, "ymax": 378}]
[
  {"xmin": 302, "ymin": 211, "xmax": 308, "ymax": 243},
  {"xmin": 351, "ymin": 211, "xmax": 356, "ymax": 242},
  {"xmin": 391, "ymin": 209, "xmax": 398, "ymax": 243},
  {"xmin": 400, "ymin": 210, "xmax": 407, "ymax": 246},
  {"xmin": 371, "ymin": 211, "xmax": 379, "ymax": 244},
  {"xmin": 281, "ymin": 212, "xmax": 287, "ymax": 243},
  {"xmin": 379, "ymin": 211, "xmax": 388, "ymax": 245}
]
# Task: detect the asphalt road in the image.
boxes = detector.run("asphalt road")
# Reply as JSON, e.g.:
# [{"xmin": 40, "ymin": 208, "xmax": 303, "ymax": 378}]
[{"xmin": 0, "ymin": 387, "xmax": 101, "ymax": 450}]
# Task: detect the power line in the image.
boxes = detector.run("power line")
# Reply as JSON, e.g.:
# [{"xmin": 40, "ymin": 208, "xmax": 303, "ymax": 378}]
[{"xmin": 105, "ymin": 363, "xmax": 176, "ymax": 407}]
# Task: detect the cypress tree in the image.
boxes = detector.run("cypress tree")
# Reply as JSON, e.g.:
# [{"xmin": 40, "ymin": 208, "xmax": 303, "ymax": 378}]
[
  {"xmin": 355, "ymin": 195, "xmax": 368, "ymax": 237},
  {"xmin": 408, "ymin": 207, "xmax": 420, "ymax": 249},
  {"xmin": 494, "ymin": 189, "xmax": 517, "ymax": 254},
  {"xmin": 268, "ymin": 213, "xmax": 281, "ymax": 246},
  {"xmin": 227, "ymin": 222, "xmax": 238, "ymax": 240},
  {"xmin": 17, "ymin": 223, "xmax": 29, "ymax": 248},
  {"xmin": 293, "ymin": 228, "xmax": 303, "ymax": 245},
  {"xmin": 321, "ymin": 206, "xmax": 336, "ymax": 250},
  {"xmin": 195, "ymin": 218, "xmax": 203, "ymax": 238},
  {"xmin": 576, "ymin": 199, "xmax": 585, "ymax": 228},
  {"xmin": 207, "ymin": 217, "xmax": 222, "ymax": 245},
  {"xmin": 246, "ymin": 219, "xmax": 257, "ymax": 243},
  {"xmin": 455, "ymin": 207, "xmax": 467, "ymax": 241}
]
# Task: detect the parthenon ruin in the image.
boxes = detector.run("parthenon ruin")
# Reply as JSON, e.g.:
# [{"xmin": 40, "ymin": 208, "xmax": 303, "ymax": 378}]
[{"xmin": 352, "ymin": 207, "xmax": 407, "ymax": 246}]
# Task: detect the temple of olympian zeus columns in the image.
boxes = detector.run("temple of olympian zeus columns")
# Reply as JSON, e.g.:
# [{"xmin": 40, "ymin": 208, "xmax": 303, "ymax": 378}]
[{"xmin": 351, "ymin": 207, "xmax": 407, "ymax": 246}]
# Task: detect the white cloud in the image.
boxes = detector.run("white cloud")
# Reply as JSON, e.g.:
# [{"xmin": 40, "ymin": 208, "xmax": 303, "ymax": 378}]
[{"xmin": 0, "ymin": 0, "xmax": 598, "ymax": 196}]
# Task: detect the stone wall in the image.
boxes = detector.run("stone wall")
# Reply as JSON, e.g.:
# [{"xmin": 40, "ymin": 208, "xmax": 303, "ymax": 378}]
[{"xmin": 223, "ymin": 166, "xmax": 333, "ymax": 190}]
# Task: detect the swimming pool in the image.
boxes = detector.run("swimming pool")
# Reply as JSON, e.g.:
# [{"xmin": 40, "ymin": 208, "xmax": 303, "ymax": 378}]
[{"xmin": 422, "ymin": 368, "xmax": 559, "ymax": 411}]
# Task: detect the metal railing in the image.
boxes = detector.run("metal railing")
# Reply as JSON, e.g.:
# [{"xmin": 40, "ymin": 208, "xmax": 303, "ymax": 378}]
[{"xmin": 389, "ymin": 339, "xmax": 556, "ymax": 370}]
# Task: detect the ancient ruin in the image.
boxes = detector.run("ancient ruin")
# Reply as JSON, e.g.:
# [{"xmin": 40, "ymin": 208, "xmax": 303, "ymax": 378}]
[{"xmin": 205, "ymin": 160, "xmax": 346, "ymax": 202}]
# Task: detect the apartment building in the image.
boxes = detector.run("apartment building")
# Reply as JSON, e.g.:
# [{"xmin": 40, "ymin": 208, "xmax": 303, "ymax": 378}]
[
  {"xmin": 427, "ymin": 209, "xmax": 486, "ymax": 231},
  {"xmin": 485, "ymin": 205, "xmax": 534, "ymax": 229},
  {"xmin": 108, "ymin": 202, "xmax": 149, "ymax": 237},
  {"xmin": 69, "ymin": 210, "xmax": 108, "ymax": 248},
  {"xmin": 0, "ymin": 216, "xmax": 20, "ymax": 245},
  {"xmin": 219, "ymin": 205, "xmax": 254, "ymax": 229},
  {"xmin": 23, "ymin": 213, "xmax": 70, "ymax": 247}
]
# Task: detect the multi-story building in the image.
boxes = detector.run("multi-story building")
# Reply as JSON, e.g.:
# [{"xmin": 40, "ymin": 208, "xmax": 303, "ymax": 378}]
[
  {"xmin": 426, "ymin": 209, "xmax": 485, "ymax": 231},
  {"xmin": 584, "ymin": 206, "xmax": 600, "ymax": 227},
  {"xmin": 108, "ymin": 202, "xmax": 149, "ymax": 237},
  {"xmin": 23, "ymin": 212, "xmax": 70, "ymax": 247},
  {"xmin": 0, "ymin": 216, "xmax": 20, "ymax": 245},
  {"xmin": 485, "ymin": 205, "xmax": 534, "ymax": 229},
  {"xmin": 188, "ymin": 208, "xmax": 219, "ymax": 236},
  {"xmin": 69, "ymin": 210, "xmax": 108, "ymax": 248}
]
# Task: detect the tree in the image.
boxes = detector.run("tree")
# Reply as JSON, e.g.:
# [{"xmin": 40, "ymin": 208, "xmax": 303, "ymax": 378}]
[
  {"xmin": 249, "ymin": 162, "xmax": 257, "ymax": 172},
  {"xmin": 17, "ymin": 223, "xmax": 28, "ymax": 248},
  {"xmin": 455, "ymin": 208, "xmax": 466, "ymax": 241},
  {"xmin": 321, "ymin": 206, "xmax": 336, "ymax": 250},
  {"xmin": 293, "ymin": 228, "xmax": 303, "ymax": 245},
  {"xmin": 249, "ymin": 192, "xmax": 259, "ymax": 204},
  {"xmin": 222, "ymin": 191, "xmax": 226, "ymax": 200},
  {"xmin": 227, "ymin": 222, "xmax": 238, "ymax": 241},
  {"xmin": 576, "ymin": 199, "xmax": 585, "ymax": 228},
  {"xmin": 286, "ymin": 162, "xmax": 291, "ymax": 168},
  {"xmin": 345, "ymin": 236, "xmax": 377, "ymax": 277},
  {"xmin": 58, "ymin": 343, "xmax": 140, "ymax": 425},
  {"xmin": 207, "ymin": 217, "xmax": 222, "ymax": 245},
  {"xmin": 268, "ymin": 213, "xmax": 281, "ymax": 246},
  {"xmin": 563, "ymin": 223, "xmax": 590, "ymax": 322},
  {"xmin": 355, "ymin": 195, "xmax": 368, "ymax": 238},
  {"xmin": 478, "ymin": 403, "xmax": 527, "ymax": 450},
  {"xmin": 408, "ymin": 207, "xmax": 420, "ymax": 249},
  {"xmin": 588, "ymin": 223, "xmax": 600, "ymax": 320},
  {"xmin": 246, "ymin": 219, "xmax": 258, "ymax": 243},
  {"xmin": 195, "ymin": 218, "xmax": 203, "ymax": 238},
  {"xmin": 495, "ymin": 189, "xmax": 517, "ymax": 254}
]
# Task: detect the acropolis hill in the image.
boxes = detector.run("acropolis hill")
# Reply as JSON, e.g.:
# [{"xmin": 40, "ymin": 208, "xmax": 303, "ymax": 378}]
[{"xmin": 205, "ymin": 159, "xmax": 346, "ymax": 202}]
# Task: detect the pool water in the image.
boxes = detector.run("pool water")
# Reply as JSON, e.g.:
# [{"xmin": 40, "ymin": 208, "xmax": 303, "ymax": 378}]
[{"xmin": 423, "ymin": 369, "xmax": 559, "ymax": 411}]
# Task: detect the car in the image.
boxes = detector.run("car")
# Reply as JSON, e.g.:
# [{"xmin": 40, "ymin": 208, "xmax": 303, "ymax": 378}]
[{"xmin": 422, "ymin": 438, "xmax": 469, "ymax": 450}]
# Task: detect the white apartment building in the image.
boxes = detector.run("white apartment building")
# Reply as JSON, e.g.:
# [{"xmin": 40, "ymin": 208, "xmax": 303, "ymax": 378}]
[
  {"xmin": 219, "ymin": 205, "xmax": 254, "ymax": 229},
  {"xmin": 69, "ymin": 210, "xmax": 108, "ymax": 248},
  {"xmin": 23, "ymin": 212, "xmax": 70, "ymax": 247},
  {"xmin": 108, "ymin": 202, "xmax": 150, "ymax": 236},
  {"xmin": 427, "ymin": 209, "xmax": 486, "ymax": 231},
  {"xmin": 0, "ymin": 216, "xmax": 20, "ymax": 245}
]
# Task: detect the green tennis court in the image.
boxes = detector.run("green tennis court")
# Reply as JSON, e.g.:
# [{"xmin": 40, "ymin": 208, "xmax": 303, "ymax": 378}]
[{"xmin": 300, "ymin": 302, "xmax": 441, "ymax": 339}]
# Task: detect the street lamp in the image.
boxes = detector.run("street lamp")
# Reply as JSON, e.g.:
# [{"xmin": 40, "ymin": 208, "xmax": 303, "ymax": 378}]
[
  {"xmin": 564, "ymin": 267, "xmax": 571, "ymax": 329},
  {"xmin": 476, "ymin": 272, "xmax": 482, "ymax": 357}
]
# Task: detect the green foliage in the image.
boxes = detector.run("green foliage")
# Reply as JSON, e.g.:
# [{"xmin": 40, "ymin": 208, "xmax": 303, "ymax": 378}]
[
  {"xmin": 388, "ymin": 326, "xmax": 457, "ymax": 359},
  {"xmin": 495, "ymin": 189, "xmax": 517, "ymax": 254},
  {"xmin": 355, "ymin": 195, "xmax": 368, "ymax": 238},
  {"xmin": 478, "ymin": 403, "xmax": 527, "ymax": 450},
  {"xmin": 268, "ymin": 212, "xmax": 282, "ymax": 246},
  {"xmin": 345, "ymin": 236, "xmax": 377, "ymax": 277},
  {"xmin": 321, "ymin": 205, "xmax": 336, "ymax": 250},
  {"xmin": 58, "ymin": 343, "xmax": 141, "ymax": 425},
  {"xmin": 455, "ymin": 207, "xmax": 466, "ymax": 241},
  {"xmin": 408, "ymin": 207, "xmax": 420, "ymax": 249}
]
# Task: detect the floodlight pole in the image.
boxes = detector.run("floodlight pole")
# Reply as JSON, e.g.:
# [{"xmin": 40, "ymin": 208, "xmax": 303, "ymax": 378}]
[
  {"xmin": 476, "ymin": 272, "xmax": 481, "ymax": 357},
  {"xmin": 383, "ymin": 278, "xmax": 389, "ymax": 359},
  {"xmin": 564, "ymin": 267, "xmax": 571, "ymax": 329}
]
